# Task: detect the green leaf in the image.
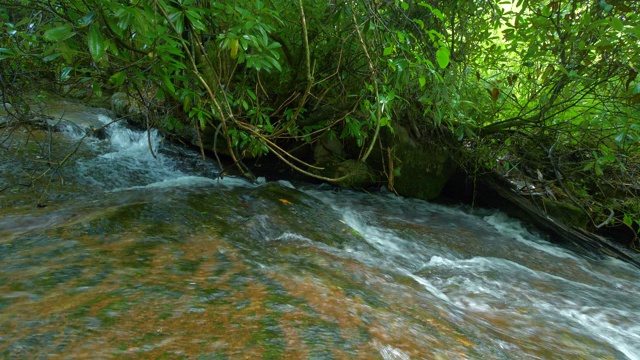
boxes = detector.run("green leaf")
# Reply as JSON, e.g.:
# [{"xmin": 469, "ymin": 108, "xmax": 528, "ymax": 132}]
[
  {"xmin": 199, "ymin": 113, "xmax": 206, "ymax": 129},
  {"xmin": 431, "ymin": 8, "xmax": 444, "ymax": 20},
  {"xmin": 418, "ymin": 2, "xmax": 444, "ymax": 21},
  {"xmin": 88, "ymin": 23, "xmax": 106, "ymax": 62},
  {"xmin": 162, "ymin": 75, "xmax": 175, "ymax": 95},
  {"xmin": 595, "ymin": 162, "xmax": 603, "ymax": 176},
  {"xmin": 397, "ymin": 31, "xmax": 407, "ymax": 44},
  {"xmin": 186, "ymin": 9, "xmax": 205, "ymax": 31},
  {"xmin": 267, "ymin": 55, "xmax": 282, "ymax": 72},
  {"xmin": 435, "ymin": 46, "xmax": 450, "ymax": 68},
  {"xmin": 383, "ymin": 47, "xmax": 392, "ymax": 56},
  {"xmin": 93, "ymin": 80, "xmax": 102, "ymax": 97},
  {"xmin": 246, "ymin": 89, "xmax": 257, "ymax": 101},
  {"xmin": 60, "ymin": 67, "xmax": 73, "ymax": 81},
  {"xmin": 583, "ymin": 161, "xmax": 594, "ymax": 171},
  {"xmin": 455, "ymin": 125, "xmax": 464, "ymax": 141},
  {"xmin": 168, "ymin": 10, "xmax": 185, "ymax": 34},
  {"xmin": 109, "ymin": 71, "xmax": 127, "ymax": 87},
  {"xmin": 44, "ymin": 25, "xmax": 74, "ymax": 42},
  {"xmin": 43, "ymin": 53, "xmax": 62, "ymax": 62},
  {"xmin": 0, "ymin": 48, "xmax": 15, "ymax": 60},
  {"xmin": 600, "ymin": 0, "xmax": 613, "ymax": 12},
  {"xmin": 419, "ymin": 77, "xmax": 426, "ymax": 88},
  {"xmin": 77, "ymin": 12, "xmax": 96, "ymax": 27},
  {"xmin": 610, "ymin": 17, "xmax": 623, "ymax": 32}
]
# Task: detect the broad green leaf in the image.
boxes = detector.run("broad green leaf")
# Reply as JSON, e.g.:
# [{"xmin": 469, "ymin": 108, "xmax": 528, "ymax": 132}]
[
  {"xmin": 419, "ymin": 77, "xmax": 426, "ymax": 88},
  {"xmin": 88, "ymin": 23, "xmax": 105, "ymax": 62},
  {"xmin": 383, "ymin": 47, "xmax": 392, "ymax": 56},
  {"xmin": 435, "ymin": 46, "xmax": 450, "ymax": 68},
  {"xmin": 266, "ymin": 56, "xmax": 282, "ymax": 72},
  {"xmin": 44, "ymin": 25, "xmax": 74, "ymax": 42},
  {"xmin": 610, "ymin": 17, "xmax": 623, "ymax": 32}
]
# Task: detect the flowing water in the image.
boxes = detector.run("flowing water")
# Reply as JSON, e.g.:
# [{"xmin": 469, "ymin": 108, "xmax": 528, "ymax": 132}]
[{"xmin": 1, "ymin": 103, "xmax": 639, "ymax": 359}]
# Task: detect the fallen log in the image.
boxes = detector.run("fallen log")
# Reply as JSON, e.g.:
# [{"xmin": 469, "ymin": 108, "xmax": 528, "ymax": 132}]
[{"xmin": 478, "ymin": 172, "xmax": 640, "ymax": 268}]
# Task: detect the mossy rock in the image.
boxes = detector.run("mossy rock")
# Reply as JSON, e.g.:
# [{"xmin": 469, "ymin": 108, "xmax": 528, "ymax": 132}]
[
  {"xmin": 334, "ymin": 160, "xmax": 377, "ymax": 188},
  {"xmin": 391, "ymin": 127, "xmax": 454, "ymax": 201},
  {"xmin": 541, "ymin": 198, "xmax": 589, "ymax": 229},
  {"xmin": 110, "ymin": 92, "xmax": 142, "ymax": 120},
  {"xmin": 312, "ymin": 159, "xmax": 378, "ymax": 189}
]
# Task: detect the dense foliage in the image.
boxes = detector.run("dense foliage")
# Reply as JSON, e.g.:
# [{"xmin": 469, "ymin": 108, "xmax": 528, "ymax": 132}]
[{"xmin": 1, "ymin": 0, "xmax": 639, "ymax": 245}]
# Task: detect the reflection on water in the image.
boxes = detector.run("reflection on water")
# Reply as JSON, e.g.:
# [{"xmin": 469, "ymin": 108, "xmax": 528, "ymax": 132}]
[{"xmin": 1, "ymin": 107, "xmax": 639, "ymax": 359}]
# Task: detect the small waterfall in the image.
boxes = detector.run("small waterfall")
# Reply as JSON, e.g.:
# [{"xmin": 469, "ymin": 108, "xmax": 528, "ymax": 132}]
[{"xmin": 70, "ymin": 114, "xmax": 224, "ymax": 191}]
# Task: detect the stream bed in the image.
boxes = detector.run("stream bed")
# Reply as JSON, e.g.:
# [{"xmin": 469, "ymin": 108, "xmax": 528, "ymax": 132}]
[{"xmin": 1, "ymin": 103, "xmax": 639, "ymax": 359}]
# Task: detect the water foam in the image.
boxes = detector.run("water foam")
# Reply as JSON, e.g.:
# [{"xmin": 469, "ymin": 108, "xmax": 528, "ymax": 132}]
[
  {"xmin": 483, "ymin": 212, "xmax": 579, "ymax": 260},
  {"xmin": 557, "ymin": 307, "xmax": 640, "ymax": 360}
]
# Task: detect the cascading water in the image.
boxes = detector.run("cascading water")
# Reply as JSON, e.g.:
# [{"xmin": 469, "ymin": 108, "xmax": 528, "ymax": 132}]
[
  {"xmin": 69, "ymin": 114, "xmax": 209, "ymax": 190},
  {"xmin": 305, "ymin": 188, "xmax": 640, "ymax": 359},
  {"xmin": 1, "ymin": 108, "xmax": 638, "ymax": 359}
]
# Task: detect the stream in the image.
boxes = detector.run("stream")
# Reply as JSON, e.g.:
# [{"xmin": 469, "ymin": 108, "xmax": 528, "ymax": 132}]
[{"xmin": 1, "ymin": 101, "xmax": 639, "ymax": 359}]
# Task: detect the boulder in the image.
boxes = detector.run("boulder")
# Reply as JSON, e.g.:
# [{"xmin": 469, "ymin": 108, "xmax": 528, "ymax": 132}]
[
  {"xmin": 391, "ymin": 125, "xmax": 454, "ymax": 200},
  {"xmin": 312, "ymin": 158, "xmax": 378, "ymax": 189}
]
